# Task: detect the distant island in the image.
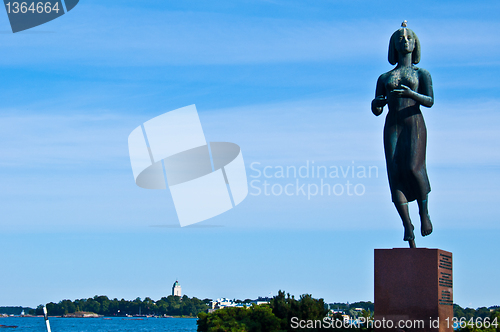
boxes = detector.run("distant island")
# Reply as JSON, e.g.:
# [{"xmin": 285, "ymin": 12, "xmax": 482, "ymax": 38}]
[
  {"xmin": 32, "ymin": 295, "xmax": 210, "ymax": 318},
  {"xmin": 2, "ymin": 296, "xmax": 498, "ymax": 321},
  {"xmin": 0, "ymin": 307, "xmax": 31, "ymax": 316}
]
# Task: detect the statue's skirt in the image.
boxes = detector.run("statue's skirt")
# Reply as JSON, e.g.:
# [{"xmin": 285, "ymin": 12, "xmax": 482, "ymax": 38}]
[{"xmin": 384, "ymin": 106, "xmax": 431, "ymax": 203}]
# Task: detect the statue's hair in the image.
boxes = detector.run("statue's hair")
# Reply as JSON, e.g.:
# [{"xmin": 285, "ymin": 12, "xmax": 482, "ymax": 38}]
[{"xmin": 388, "ymin": 28, "xmax": 420, "ymax": 65}]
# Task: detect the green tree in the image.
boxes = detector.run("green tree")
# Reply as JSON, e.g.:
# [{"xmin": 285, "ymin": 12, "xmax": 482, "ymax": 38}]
[
  {"xmin": 269, "ymin": 291, "xmax": 329, "ymax": 331},
  {"xmin": 493, "ymin": 310, "xmax": 500, "ymax": 332},
  {"xmin": 94, "ymin": 295, "xmax": 110, "ymax": 315},
  {"xmin": 198, "ymin": 291, "xmax": 331, "ymax": 332},
  {"xmin": 456, "ymin": 310, "xmax": 500, "ymax": 332},
  {"xmin": 455, "ymin": 304, "xmax": 466, "ymax": 319},
  {"xmin": 198, "ymin": 304, "xmax": 281, "ymax": 332}
]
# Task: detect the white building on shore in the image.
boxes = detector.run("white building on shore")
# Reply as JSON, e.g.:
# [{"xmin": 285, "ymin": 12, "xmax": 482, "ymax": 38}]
[
  {"xmin": 208, "ymin": 297, "xmax": 271, "ymax": 312},
  {"xmin": 172, "ymin": 280, "xmax": 181, "ymax": 296}
]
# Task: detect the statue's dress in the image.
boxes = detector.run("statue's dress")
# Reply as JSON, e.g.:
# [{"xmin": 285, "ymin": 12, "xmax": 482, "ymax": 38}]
[{"xmin": 383, "ymin": 68, "xmax": 431, "ymax": 203}]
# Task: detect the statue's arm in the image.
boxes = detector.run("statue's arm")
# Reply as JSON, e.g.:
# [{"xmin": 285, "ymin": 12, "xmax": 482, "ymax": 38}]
[
  {"xmin": 416, "ymin": 68, "xmax": 434, "ymax": 108},
  {"xmin": 371, "ymin": 75, "xmax": 387, "ymax": 116},
  {"xmin": 395, "ymin": 69, "xmax": 434, "ymax": 108}
]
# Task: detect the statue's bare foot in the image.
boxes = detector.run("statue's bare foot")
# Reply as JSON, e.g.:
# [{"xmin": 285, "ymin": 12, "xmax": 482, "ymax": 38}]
[
  {"xmin": 420, "ymin": 213, "xmax": 433, "ymax": 236},
  {"xmin": 403, "ymin": 224, "xmax": 415, "ymax": 241}
]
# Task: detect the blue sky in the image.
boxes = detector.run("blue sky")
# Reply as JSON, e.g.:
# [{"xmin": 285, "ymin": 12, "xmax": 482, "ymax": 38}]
[{"xmin": 0, "ymin": 0, "xmax": 499, "ymax": 309}]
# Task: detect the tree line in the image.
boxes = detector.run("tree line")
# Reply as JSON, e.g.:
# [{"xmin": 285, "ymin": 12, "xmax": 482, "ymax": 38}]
[
  {"xmin": 198, "ymin": 292, "xmax": 500, "ymax": 332},
  {"xmin": 198, "ymin": 290, "xmax": 373, "ymax": 332},
  {"xmin": 31, "ymin": 295, "xmax": 209, "ymax": 317},
  {"xmin": 0, "ymin": 307, "xmax": 32, "ymax": 315},
  {"xmin": 454, "ymin": 305, "xmax": 500, "ymax": 320},
  {"xmin": 25, "ymin": 294, "xmax": 499, "ymax": 326}
]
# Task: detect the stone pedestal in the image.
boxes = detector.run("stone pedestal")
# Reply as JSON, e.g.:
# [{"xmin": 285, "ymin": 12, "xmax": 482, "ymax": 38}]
[{"xmin": 374, "ymin": 248, "xmax": 453, "ymax": 332}]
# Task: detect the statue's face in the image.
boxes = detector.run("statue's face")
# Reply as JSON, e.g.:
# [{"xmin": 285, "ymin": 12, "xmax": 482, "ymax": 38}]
[{"xmin": 395, "ymin": 28, "xmax": 415, "ymax": 54}]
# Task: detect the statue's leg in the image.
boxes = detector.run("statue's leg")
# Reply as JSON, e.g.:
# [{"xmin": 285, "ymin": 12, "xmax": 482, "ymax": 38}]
[
  {"xmin": 407, "ymin": 113, "xmax": 432, "ymax": 237},
  {"xmin": 395, "ymin": 203, "xmax": 414, "ymax": 241},
  {"xmin": 393, "ymin": 192, "xmax": 414, "ymax": 242},
  {"xmin": 417, "ymin": 196, "xmax": 433, "ymax": 236}
]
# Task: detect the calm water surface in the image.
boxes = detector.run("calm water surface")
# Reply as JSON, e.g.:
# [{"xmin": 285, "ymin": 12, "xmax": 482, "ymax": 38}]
[{"xmin": 0, "ymin": 317, "xmax": 198, "ymax": 331}]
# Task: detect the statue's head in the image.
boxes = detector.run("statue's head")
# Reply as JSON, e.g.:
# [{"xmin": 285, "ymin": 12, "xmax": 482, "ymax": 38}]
[{"xmin": 388, "ymin": 22, "xmax": 421, "ymax": 65}]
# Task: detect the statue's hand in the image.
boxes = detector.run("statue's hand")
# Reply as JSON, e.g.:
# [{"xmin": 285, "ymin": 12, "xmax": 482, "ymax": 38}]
[
  {"xmin": 391, "ymin": 84, "xmax": 414, "ymax": 97},
  {"xmin": 371, "ymin": 95, "xmax": 386, "ymax": 116},
  {"xmin": 372, "ymin": 95, "xmax": 387, "ymax": 107}
]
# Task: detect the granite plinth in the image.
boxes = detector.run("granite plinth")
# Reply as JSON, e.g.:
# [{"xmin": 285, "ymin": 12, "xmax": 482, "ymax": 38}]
[{"xmin": 374, "ymin": 248, "xmax": 453, "ymax": 332}]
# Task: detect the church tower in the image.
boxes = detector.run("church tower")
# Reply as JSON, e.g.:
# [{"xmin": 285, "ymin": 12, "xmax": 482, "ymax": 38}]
[{"xmin": 172, "ymin": 280, "xmax": 181, "ymax": 296}]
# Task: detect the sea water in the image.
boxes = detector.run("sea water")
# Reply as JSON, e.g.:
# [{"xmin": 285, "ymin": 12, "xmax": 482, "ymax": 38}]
[{"xmin": 0, "ymin": 317, "xmax": 198, "ymax": 331}]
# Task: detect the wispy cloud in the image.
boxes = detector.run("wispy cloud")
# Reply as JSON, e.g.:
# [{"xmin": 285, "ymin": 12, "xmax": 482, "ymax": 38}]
[
  {"xmin": 0, "ymin": 112, "xmax": 138, "ymax": 168},
  {"xmin": 0, "ymin": 4, "xmax": 496, "ymax": 67}
]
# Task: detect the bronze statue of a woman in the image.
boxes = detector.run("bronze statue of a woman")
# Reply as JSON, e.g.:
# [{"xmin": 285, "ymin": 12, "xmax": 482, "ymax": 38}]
[{"xmin": 371, "ymin": 21, "xmax": 434, "ymax": 248}]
